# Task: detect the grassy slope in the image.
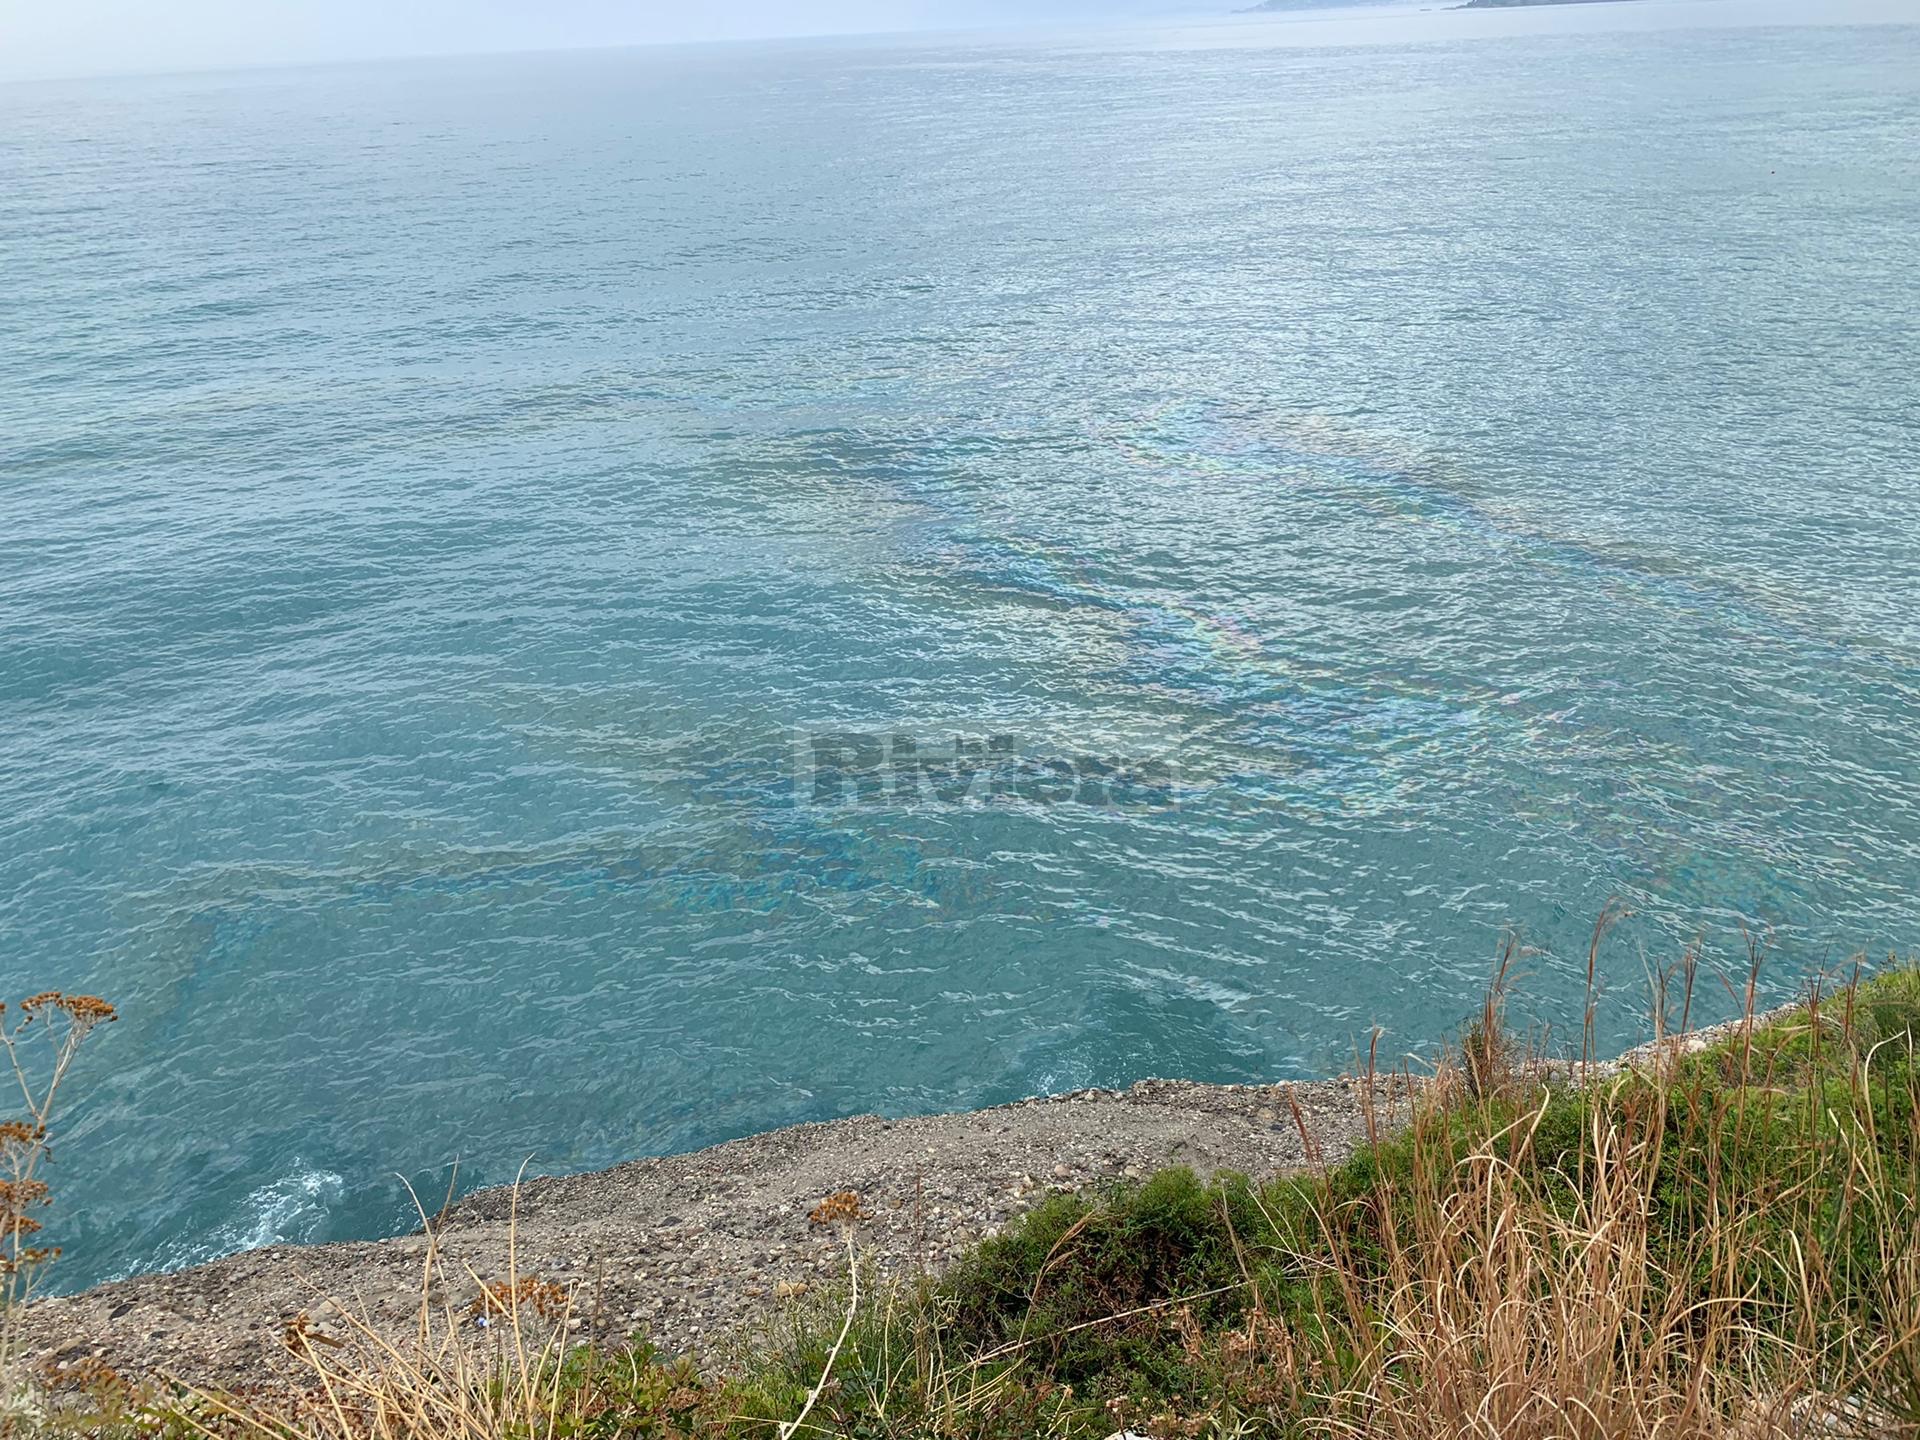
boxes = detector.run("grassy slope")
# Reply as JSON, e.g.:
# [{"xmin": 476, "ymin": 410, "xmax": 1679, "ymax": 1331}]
[{"xmin": 34, "ymin": 966, "xmax": 1920, "ymax": 1439}]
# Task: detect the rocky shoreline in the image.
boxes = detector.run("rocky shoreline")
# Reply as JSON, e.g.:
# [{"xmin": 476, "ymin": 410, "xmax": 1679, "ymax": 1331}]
[{"xmin": 20, "ymin": 1007, "xmax": 1790, "ymax": 1393}]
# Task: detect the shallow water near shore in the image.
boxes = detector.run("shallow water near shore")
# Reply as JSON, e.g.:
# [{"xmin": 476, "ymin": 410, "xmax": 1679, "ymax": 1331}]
[{"xmin": 3, "ymin": 0, "xmax": 1919, "ymax": 1291}]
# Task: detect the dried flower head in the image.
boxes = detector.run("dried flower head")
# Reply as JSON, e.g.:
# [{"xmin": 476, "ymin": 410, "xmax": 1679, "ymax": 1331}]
[
  {"xmin": 807, "ymin": 1190, "xmax": 869, "ymax": 1228},
  {"xmin": 1, "ymin": 984, "xmax": 114, "ymax": 1309},
  {"xmin": 1, "ymin": 1244, "xmax": 62, "ymax": 1275},
  {"xmin": 280, "ymin": 1311, "xmax": 343, "ymax": 1352},
  {"xmin": 9, "ymin": 991, "xmax": 117, "ymax": 1036},
  {"xmin": 468, "ymin": 1275, "xmax": 568, "ymax": 1321},
  {"xmin": 0, "ymin": 1178, "xmax": 51, "ymax": 1217},
  {"xmin": 37, "ymin": 1354, "xmax": 127, "ymax": 1395},
  {"xmin": 0, "ymin": 1121, "xmax": 47, "ymax": 1148},
  {"xmin": 56, "ymin": 995, "xmax": 117, "ymax": 1032}
]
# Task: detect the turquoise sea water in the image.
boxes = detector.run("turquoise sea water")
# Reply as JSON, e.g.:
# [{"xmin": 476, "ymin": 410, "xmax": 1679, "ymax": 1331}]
[{"xmin": 3, "ymin": 0, "xmax": 1919, "ymax": 1290}]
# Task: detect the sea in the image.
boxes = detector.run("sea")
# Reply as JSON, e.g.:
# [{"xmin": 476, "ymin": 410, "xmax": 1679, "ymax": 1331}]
[{"xmin": 2, "ymin": 0, "xmax": 1917, "ymax": 1291}]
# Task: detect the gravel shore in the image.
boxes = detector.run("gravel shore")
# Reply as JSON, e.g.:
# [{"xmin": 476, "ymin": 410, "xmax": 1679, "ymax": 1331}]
[
  {"xmin": 22, "ymin": 1074, "xmax": 1412, "ymax": 1391},
  {"xmin": 21, "ymin": 1005, "xmax": 1790, "ymax": 1393}
]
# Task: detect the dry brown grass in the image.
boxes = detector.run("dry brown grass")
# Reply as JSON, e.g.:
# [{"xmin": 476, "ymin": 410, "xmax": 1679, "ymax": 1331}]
[
  {"xmin": 1294, "ymin": 1088, "xmax": 1815, "ymax": 1438},
  {"xmin": 1268, "ymin": 956, "xmax": 1920, "ymax": 1440},
  {"xmin": 173, "ymin": 1175, "xmax": 719, "ymax": 1440}
]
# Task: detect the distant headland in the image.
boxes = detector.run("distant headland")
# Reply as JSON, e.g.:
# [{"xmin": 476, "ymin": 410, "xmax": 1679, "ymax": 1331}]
[{"xmin": 1239, "ymin": 0, "xmax": 1629, "ymax": 10}]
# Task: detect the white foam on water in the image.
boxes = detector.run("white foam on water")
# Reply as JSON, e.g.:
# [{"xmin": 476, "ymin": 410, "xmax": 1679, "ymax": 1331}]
[{"xmin": 124, "ymin": 1162, "xmax": 347, "ymax": 1281}]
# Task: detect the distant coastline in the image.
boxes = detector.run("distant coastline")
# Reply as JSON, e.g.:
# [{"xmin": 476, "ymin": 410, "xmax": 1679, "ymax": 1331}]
[
  {"xmin": 1239, "ymin": 0, "xmax": 1632, "ymax": 11},
  {"xmin": 1458, "ymin": 0, "xmax": 1636, "ymax": 8}
]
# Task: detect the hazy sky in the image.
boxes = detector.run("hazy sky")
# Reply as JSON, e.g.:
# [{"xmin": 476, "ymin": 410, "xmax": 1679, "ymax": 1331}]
[{"xmin": 0, "ymin": 0, "xmax": 1213, "ymax": 81}]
